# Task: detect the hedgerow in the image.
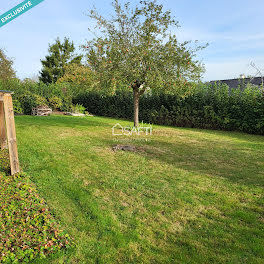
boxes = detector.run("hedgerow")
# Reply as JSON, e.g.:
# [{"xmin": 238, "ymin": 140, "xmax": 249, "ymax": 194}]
[
  {"xmin": 0, "ymin": 79, "xmax": 74, "ymax": 114},
  {"xmin": 74, "ymin": 83, "xmax": 264, "ymax": 135},
  {"xmin": 1, "ymin": 78, "xmax": 263, "ymax": 135},
  {"xmin": 0, "ymin": 150, "xmax": 72, "ymax": 263}
]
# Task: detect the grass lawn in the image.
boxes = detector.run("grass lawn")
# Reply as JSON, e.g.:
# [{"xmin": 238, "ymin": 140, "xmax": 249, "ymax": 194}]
[{"xmin": 11, "ymin": 115, "xmax": 264, "ymax": 263}]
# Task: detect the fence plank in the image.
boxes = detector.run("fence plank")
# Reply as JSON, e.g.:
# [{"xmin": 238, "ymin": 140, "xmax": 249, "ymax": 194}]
[
  {"xmin": 0, "ymin": 99, "xmax": 7, "ymax": 149},
  {"xmin": 3, "ymin": 94, "xmax": 20, "ymax": 175}
]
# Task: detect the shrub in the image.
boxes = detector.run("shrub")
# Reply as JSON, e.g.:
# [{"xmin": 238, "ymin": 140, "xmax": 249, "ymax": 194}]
[
  {"xmin": 48, "ymin": 96, "xmax": 63, "ymax": 110},
  {"xmin": 20, "ymin": 92, "xmax": 48, "ymax": 115},
  {"xmin": 13, "ymin": 100, "xmax": 23, "ymax": 114},
  {"xmin": 71, "ymin": 104, "xmax": 86, "ymax": 114},
  {"xmin": 73, "ymin": 83, "xmax": 264, "ymax": 135}
]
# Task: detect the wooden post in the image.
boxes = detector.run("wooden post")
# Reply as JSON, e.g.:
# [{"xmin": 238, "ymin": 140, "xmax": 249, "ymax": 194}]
[
  {"xmin": 0, "ymin": 98, "xmax": 7, "ymax": 149},
  {"xmin": 3, "ymin": 93, "xmax": 20, "ymax": 175}
]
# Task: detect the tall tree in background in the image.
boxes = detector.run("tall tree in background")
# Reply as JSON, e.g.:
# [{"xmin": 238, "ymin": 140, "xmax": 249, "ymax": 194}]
[
  {"xmin": 40, "ymin": 38, "xmax": 83, "ymax": 84},
  {"xmin": 84, "ymin": 0, "xmax": 207, "ymax": 127},
  {"xmin": 0, "ymin": 49, "xmax": 16, "ymax": 80}
]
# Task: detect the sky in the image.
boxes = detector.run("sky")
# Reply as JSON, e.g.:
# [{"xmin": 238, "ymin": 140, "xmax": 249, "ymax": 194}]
[{"xmin": 0, "ymin": 0, "xmax": 264, "ymax": 81}]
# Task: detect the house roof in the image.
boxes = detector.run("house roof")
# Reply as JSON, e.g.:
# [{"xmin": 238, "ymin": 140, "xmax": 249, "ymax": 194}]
[
  {"xmin": 0, "ymin": 90, "xmax": 13, "ymax": 94},
  {"xmin": 210, "ymin": 77, "xmax": 263, "ymax": 89}
]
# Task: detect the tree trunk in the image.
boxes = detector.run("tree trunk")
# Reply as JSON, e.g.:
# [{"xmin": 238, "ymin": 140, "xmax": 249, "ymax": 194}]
[{"xmin": 133, "ymin": 89, "xmax": 139, "ymax": 127}]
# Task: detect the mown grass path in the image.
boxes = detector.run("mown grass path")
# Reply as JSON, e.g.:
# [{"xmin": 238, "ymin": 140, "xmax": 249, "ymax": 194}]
[{"xmin": 15, "ymin": 115, "xmax": 264, "ymax": 263}]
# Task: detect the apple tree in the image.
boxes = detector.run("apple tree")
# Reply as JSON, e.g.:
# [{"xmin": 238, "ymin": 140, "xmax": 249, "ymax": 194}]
[{"xmin": 84, "ymin": 0, "xmax": 207, "ymax": 126}]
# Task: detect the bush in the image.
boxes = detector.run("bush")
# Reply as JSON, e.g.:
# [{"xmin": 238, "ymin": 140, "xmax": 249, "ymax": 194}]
[
  {"xmin": 20, "ymin": 92, "xmax": 48, "ymax": 115},
  {"xmin": 48, "ymin": 96, "xmax": 63, "ymax": 110},
  {"xmin": 2, "ymin": 77, "xmax": 263, "ymax": 135},
  {"xmin": 73, "ymin": 90, "xmax": 133, "ymax": 118},
  {"xmin": 73, "ymin": 83, "xmax": 264, "ymax": 135},
  {"xmin": 60, "ymin": 96, "xmax": 73, "ymax": 112},
  {"xmin": 0, "ymin": 79, "xmax": 74, "ymax": 114},
  {"xmin": 13, "ymin": 100, "xmax": 23, "ymax": 114},
  {"xmin": 71, "ymin": 104, "xmax": 86, "ymax": 114}
]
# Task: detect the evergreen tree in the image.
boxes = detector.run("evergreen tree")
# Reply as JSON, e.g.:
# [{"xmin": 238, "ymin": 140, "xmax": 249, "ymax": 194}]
[{"xmin": 40, "ymin": 38, "xmax": 83, "ymax": 84}]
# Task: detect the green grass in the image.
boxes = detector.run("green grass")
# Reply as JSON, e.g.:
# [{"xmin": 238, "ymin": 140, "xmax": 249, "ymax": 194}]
[{"xmin": 12, "ymin": 115, "xmax": 264, "ymax": 263}]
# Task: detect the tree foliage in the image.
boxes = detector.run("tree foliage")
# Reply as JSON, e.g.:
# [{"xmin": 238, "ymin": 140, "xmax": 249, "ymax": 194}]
[
  {"xmin": 0, "ymin": 49, "xmax": 16, "ymax": 81},
  {"xmin": 40, "ymin": 38, "xmax": 83, "ymax": 84},
  {"xmin": 57, "ymin": 64, "xmax": 97, "ymax": 94},
  {"xmin": 58, "ymin": 64, "xmax": 92, "ymax": 84},
  {"xmin": 84, "ymin": 0, "xmax": 207, "ymax": 125}
]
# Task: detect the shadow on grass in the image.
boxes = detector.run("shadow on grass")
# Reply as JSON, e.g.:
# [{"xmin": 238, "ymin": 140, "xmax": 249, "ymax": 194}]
[
  {"xmin": 154, "ymin": 124, "xmax": 264, "ymax": 145},
  {"xmin": 105, "ymin": 133, "xmax": 264, "ymax": 188}
]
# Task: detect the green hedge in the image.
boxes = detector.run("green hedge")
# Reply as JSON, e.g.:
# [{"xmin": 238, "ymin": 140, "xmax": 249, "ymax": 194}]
[
  {"xmin": 74, "ymin": 84, "xmax": 264, "ymax": 135},
  {"xmin": 1, "ymin": 78, "xmax": 263, "ymax": 135},
  {"xmin": 0, "ymin": 79, "xmax": 73, "ymax": 113}
]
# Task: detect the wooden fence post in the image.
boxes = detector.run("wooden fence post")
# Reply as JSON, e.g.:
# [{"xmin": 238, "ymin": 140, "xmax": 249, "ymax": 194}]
[
  {"xmin": 0, "ymin": 99, "xmax": 7, "ymax": 149},
  {"xmin": 3, "ymin": 93, "xmax": 20, "ymax": 175}
]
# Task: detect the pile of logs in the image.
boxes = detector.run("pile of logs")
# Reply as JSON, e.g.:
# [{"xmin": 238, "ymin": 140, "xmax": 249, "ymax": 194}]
[{"xmin": 32, "ymin": 105, "xmax": 52, "ymax": 116}]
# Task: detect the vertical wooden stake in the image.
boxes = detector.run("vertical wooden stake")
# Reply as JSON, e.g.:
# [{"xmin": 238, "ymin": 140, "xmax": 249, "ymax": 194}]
[
  {"xmin": 3, "ymin": 94, "xmax": 20, "ymax": 175},
  {"xmin": 0, "ymin": 99, "xmax": 7, "ymax": 149}
]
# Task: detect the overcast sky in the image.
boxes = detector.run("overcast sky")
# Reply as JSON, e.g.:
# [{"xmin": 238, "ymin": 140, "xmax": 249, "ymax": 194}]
[{"xmin": 1, "ymin": 0, "xmax": 263, "ymax": 81}]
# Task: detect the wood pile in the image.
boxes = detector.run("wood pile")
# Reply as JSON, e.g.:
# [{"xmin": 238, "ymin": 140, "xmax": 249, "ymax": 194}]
[{"xmin": 32, "ymin": 105, "xmax": 52, "ymax": 116}]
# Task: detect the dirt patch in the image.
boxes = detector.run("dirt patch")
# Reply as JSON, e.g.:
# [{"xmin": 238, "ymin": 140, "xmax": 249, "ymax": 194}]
[
  {"xmin": 51, "ymin": 111, "xmax": 66, "ymax": 115},
  {"xmin": 112, "ymin": 144, "xmax": 144, "ymax": 152}
]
